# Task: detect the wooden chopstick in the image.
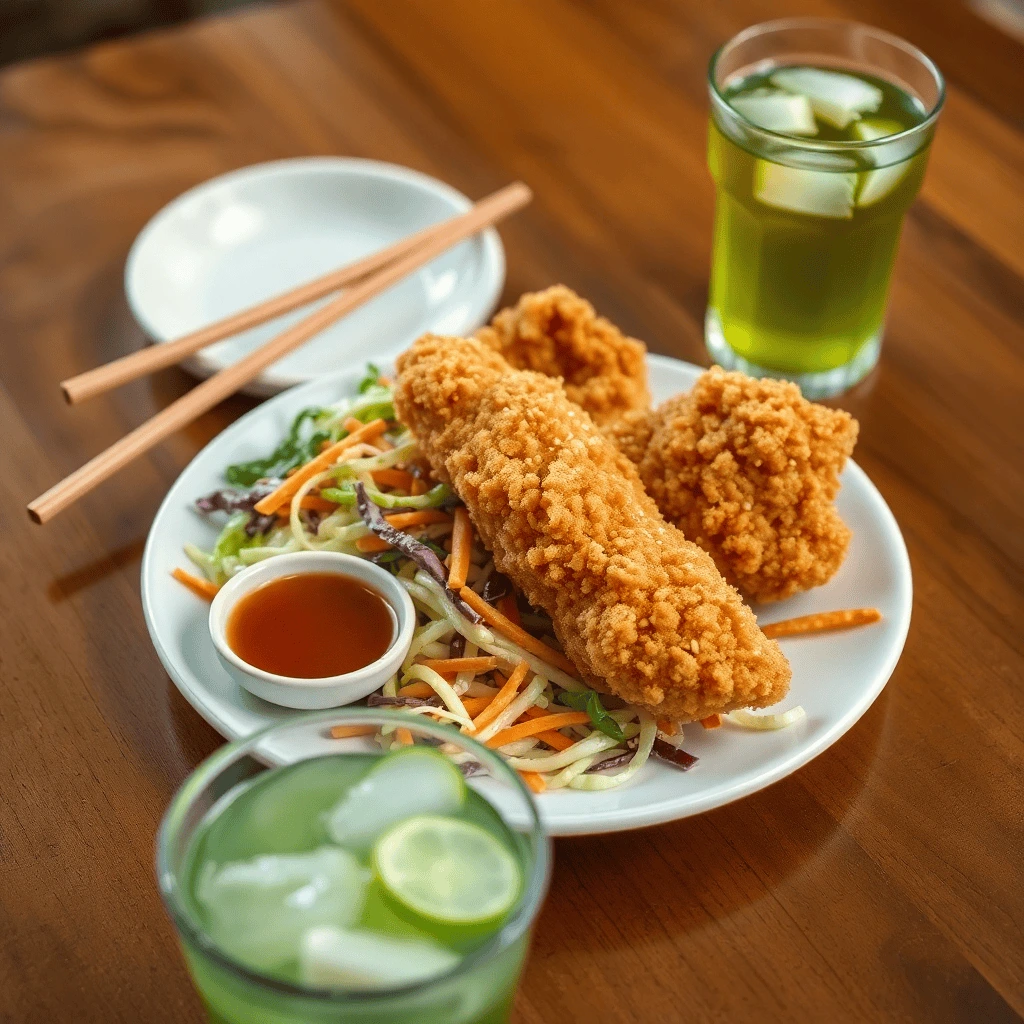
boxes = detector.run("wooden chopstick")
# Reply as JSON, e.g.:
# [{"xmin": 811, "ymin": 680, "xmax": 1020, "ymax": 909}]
[
  {"xmin": 62, "ymin": 193, "xmax": 503, "ymax": 404},
  {"xmin": 28, "ymin": 181, "xmax": 531, "ymax": 524}
]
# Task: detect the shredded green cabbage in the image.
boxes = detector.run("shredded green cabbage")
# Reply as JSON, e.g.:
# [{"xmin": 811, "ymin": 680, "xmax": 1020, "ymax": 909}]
[{"xmin": 320, "ymin": 482, "xmax": 453, "ymax": 510}]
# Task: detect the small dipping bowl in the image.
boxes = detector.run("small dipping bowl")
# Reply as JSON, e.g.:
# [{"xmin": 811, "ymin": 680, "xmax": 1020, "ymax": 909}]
[{"xmin": 209, "ymin": 551, "xmax": 415, "ymax": 710}]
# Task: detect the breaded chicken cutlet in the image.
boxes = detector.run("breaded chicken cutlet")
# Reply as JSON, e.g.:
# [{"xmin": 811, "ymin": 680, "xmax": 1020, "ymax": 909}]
[
  {"xmin": 475, "ymin": 285, "xmax": 650, "ymax": 426},
  {"xmin": 394, "ymin": 334, "xmax": 791, "ymax": 722},
  {"xmin": 612, "ymin": 369, "xmax": 859, "ymax": 602},
  {"xmin": 482, "ymin": 286, "xmax": 859, "ymax": 602}
]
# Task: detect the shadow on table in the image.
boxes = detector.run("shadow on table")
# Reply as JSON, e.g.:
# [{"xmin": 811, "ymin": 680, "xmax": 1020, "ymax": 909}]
[
  {"xmin": 46, "ymin": 535, "xmax": 148, "ymax": 602},
  {"xmin": 518, "ymin": 696, "xmax": 889, "ymax": 1017}
]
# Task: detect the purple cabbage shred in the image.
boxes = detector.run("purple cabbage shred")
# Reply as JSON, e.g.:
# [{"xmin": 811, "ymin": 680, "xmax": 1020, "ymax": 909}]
[
  {"xmin": 195, "ymin": 482, "xmax": 277, "ymax": 537},
  {"xmin": 354, "ymin": 483, "xmax": 480, "ymax": 623}
]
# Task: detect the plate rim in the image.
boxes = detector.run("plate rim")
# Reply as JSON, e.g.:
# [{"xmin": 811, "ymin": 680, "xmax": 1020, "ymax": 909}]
[
  {"xmin": 142, "ymin": 354, "xmax": 912, "ymax": 835},
  {"xmin": 124, "ymin": 156, "xmax": 506, "ymax": 395}
]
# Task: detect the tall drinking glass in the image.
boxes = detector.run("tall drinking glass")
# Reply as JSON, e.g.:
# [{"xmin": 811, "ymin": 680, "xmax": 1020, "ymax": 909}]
[
  {"xmin": 157, "ymin": 709, "xmax": 550, "ymax": 1024},
  {"xmin": 706, "ymin": 19, "xmax": 944, "ymax": 397}
]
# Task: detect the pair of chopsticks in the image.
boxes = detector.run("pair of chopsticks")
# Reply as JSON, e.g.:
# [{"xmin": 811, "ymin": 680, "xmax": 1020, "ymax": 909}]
[{"xmin": 28, "ymin": 181, "xmax": 532, "ymax": 524}]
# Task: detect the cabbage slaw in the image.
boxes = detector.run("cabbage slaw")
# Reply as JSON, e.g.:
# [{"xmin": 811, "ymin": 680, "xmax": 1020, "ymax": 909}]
[{"xmin": 183, "ymin": 369, "xmax": 804, "ymax": 792}]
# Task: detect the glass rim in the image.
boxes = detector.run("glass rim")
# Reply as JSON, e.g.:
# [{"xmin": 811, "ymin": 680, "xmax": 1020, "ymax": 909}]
[
  {"xmin": 708, "ymin": 17, "xmax": 945, "ymax": 152},
  {"xmin": 155, "ymin": 707, "xmax": 552, "ymax": 1005}
]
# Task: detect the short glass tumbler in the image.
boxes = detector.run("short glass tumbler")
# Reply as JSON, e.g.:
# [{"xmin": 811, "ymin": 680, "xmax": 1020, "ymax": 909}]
[
  {"xmin": 706, "ymin": 18, "xmax": 944, "ymax": 397},
  {"xmin": 156, "ymin": 709, "xmax": 551, "ymax": 1024}
]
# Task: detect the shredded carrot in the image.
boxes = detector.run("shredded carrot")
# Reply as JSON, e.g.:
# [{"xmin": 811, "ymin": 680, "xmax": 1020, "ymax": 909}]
[
  {"xmin": 447, "ymin": 508, "xmax": 473, "ymax": 590},
  {"xmin": 536, "ymin": 729, "xmax": 574, "ymax": 751},
  {"xmin": 460, "ymin": 696, "xmax": 493, "ymax": 718},
  {"xmin": 254, "ymin": 419, "xmax": 387, "ymax": 515},
  {"xmin": 376, "ymin": 437, "xmax": 394, "ymax": 452},
  {"xmin": 421, "ymin": 656, "xmax": 498, "ymax": 675},
  {"xmin": 172, "ymin": 567, "xmax": 219, "ymax": 601},
  {"xmin": 398, "ymin": 681, "xmax": 434, "ymax": 698},
  {"xmin": 517, "ymin": 705, "xmax": 598, "ymax": 748},
  {"xmin": 383, "ymin": 509, "xmax": 451, "ymax": 529},
  {"xmin": 378, "ymin": 375, "xmax": 392, "ymax": 386},
  {"xmin": 519, "ymin": 705, "xmax": 576, "ymax": 725},
  {"xmin": 514, "ymin": 705, "xmax": 585, "ymax": 740},
  {"xmin": 410, "ymin": 478, "xmax": 427, "ymax": 496},
  {"xmin": 286, "ymin": 465, "xmax": 300, "ymax": 477},
  {"xmin": 497, "ymin": 593, "xmax": 521, "ymax": 626},
  {"xmin": 330, "ymin": 724, "xmax": 377, "ymax": 739},
  {"xmin": 353, "ymin": 509, "xmax": 451, "ymax": 550},
  {"xmin": 486, "ymin": 712, "xmax": 591, "ymax": 749},
  {"xmin": 275, "ymin": 494, "xmax": 339, "ymax": 518},
  {"xmin": 700, "ymin": 714, "xmax": 722, "ymax": 729},
  {"xmin": 761, "ymin": 607, "xmax": 882, "ymax": 639},
  {"xmin": 371, "ymin": 468, "xmax": 415, "ymax": 491},
  {"xmin": 342, "ymin": 417, "xmax": 365, "ymax": 433},
  {"xmin": 395, "ymin": 727, "xmax": 414, "ymax": 746},
  {"xmin": 657, "ymin": 718, "xmax": 678, "ymax": 736},
  {"xmin": 356, "ymin": 535, "xmax": 392, "ymax": 553},
  {"xmin": 519, "ymin": 771, "xmax": 547, "ymax": 794},
  {"xmin": 522, "ymin": 705, "xmax": 552, "ymax": 720},
  {"xmin": 466, "ymin": 661, "xmax": 530, "ymax": 734},
  {"xmin": 460, "ymin": 587, "xmax": 578, "ymax": 677}
]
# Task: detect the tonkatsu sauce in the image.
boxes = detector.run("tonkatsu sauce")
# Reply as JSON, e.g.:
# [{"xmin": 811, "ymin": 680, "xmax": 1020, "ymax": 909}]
[{"xmin": 227, "ymin": 573, "xmax": 394, "ymax": 678}]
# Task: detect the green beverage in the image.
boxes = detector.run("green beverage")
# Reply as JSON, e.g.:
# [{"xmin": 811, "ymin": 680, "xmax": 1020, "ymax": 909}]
[
  {"xmin": 706, "ymin": 20, "xmax": 944, "ymax": 397},
  {"xmin": 158, "ymin": 712, "xmax": 549, "ymax": 1024}
]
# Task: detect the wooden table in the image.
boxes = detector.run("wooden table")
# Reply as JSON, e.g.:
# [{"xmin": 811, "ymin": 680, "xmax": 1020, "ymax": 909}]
[{"xmin": 1, "ymin": 2, "xmax": 1021, "ymax": 1021}]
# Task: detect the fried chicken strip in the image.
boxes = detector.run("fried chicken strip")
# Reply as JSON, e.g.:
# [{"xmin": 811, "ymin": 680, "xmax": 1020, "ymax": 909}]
[
  {"xmin": 482, "ymin": 286, "xmax": 859, "ymax": 602},
  {"xmin": 475, "ymin": 285, "xmax": 649, "ymax": 426},
  {"xmin": 623, "ymin": 368, "xmax": 859, "ymax": 603},
  {"xmin": 394, "ymin": 335, "xmax": 790, "ymax": 721}
]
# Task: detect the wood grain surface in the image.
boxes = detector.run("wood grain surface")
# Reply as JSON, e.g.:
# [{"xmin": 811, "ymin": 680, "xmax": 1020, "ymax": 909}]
[{"xmin": 1, "ymin": 2, "xmax": 1021, "ymax": 1022}]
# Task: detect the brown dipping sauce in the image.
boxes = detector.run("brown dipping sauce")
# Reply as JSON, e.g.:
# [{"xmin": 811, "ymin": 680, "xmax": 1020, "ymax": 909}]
[{"xmin": 227, "ymin": 573, "xmax": 394, "ymax": 678}]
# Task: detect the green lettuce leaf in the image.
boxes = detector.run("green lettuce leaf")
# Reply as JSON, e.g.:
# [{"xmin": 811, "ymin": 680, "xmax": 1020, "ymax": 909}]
[
  {"xmin": 225, "ymin": 407, "xmax": 330, "ymax": 486},
  {"xmin": 357, "ymin": 363, "xmax": 382, "ymax": 393},
  {"xmin": 212, "ymin": 511, "xmax": 256, "ymax": 561},
  {"xmin": 556, "ymin": 689, "xmax": 625, "ymax": 742}
]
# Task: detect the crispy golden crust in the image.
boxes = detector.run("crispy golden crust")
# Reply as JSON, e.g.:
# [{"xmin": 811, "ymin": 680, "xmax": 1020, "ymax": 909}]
[
  {"xmin": 475, "ymin": 285, "xmax": 649, "ymax": 426},
  {"xmin": 602, "ymin": 408, "xmax": 658, "ymax": 467},
  {"xmin": 631, "ymin": 367, "xmax": 859, "ymax": 603},
  {"xmin": 481, "ymin": 287, "xmax": 858, "ymax": 602},
  {"xmin": 395, "ymin": 335, "xmax": 790, "ymax": 720}
]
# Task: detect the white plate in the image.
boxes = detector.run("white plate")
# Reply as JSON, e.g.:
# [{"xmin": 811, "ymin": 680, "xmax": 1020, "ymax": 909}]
[
  {"xmin": 142, "ymin": 355, "xmax": 912, "ymax": 836},
  {"xmin": 125, "ymin": 158, "xmax": 505, "ymax": 396}
]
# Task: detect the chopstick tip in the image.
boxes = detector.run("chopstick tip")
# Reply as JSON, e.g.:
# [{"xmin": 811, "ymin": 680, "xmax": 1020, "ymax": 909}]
[{"xmin": 509, "ymin": 180, "xmax": 533, "ymax": 204}]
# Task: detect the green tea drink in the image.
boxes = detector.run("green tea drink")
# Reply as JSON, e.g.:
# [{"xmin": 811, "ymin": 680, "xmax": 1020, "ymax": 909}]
[
  {"xmin": 706, "ymin": 22, "xmax": 944, "ymax": 397},
  {"xmin": 174, "ymin": 747, "xmax": 534, "ymax": 1024}
]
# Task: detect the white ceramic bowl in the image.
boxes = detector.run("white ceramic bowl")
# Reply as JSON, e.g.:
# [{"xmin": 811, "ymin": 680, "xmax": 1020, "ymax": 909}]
[
  {"xmin": 125, "ymin": 157, "xmax": 505, "ymax": 396},
  {"xmin": 208, "ymin": 551, "xmax": 415, "ymax": 710}
]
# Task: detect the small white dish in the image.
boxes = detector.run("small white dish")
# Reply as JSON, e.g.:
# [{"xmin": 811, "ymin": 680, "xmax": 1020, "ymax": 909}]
[
  {"xmin": 125, "ymin": 158, "xmax": 505, "ymax": 396},
  {"xmin": 208, "ymin": 551, "xmax": 415, "ymax": 711},
  {"xmin": 142, "ymin": 354, "xmax": 912, "ymax": 835}
]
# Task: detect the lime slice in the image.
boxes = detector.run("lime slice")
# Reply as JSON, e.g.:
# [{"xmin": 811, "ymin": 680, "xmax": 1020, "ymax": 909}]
[{"xmin": 374, "ymin": 814, "xmax": 522, "ymax": 925}]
